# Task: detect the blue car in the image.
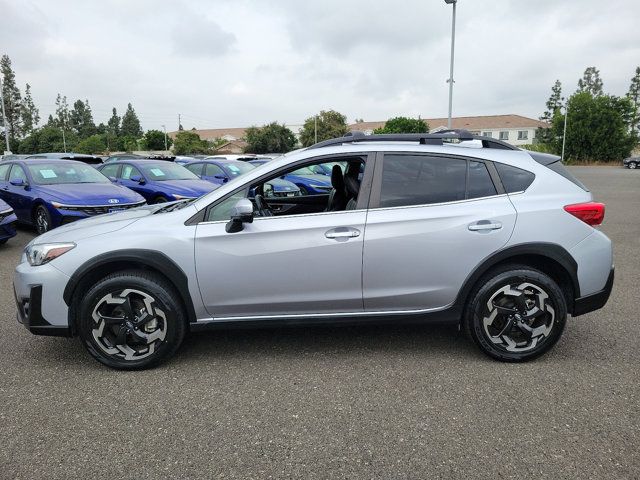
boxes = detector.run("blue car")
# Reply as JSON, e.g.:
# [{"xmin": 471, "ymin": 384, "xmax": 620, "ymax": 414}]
[
  {"xmin": 249, "ymin": 160, "xmax": 332, "ymax": 195},
  {"xmin": 0, "ymin": 198, "xmax": 18, "ymax": 244},
  {"xmin": 26, "ymin": 153, "xmax": 104, "ymax": 167},
  {"xmin": 0, "ymin": 159, "xmax": 146, "ymax": 234},
  {"xmin": 184, "ymin": 158, "xmax": 301, "ymax": 197},
  {"xmin": 97, "ymin": 160, "xmax": 219, "ymax": 204}
]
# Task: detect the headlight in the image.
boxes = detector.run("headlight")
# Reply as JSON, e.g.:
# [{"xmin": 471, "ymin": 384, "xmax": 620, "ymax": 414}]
[{"xmin": 25, "ymin": 243, "xmax": 76, "ymax": 266}]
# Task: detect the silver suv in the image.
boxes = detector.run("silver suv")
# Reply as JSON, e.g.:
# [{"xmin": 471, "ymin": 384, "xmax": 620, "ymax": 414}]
[{"xmin": 14, "ymin": 131, "xmax": 614, "ymax": 369}]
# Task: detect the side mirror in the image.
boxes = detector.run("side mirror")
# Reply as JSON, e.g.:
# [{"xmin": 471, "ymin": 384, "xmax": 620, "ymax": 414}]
[
  {"xmin": 225, "ymin": 198, "xmax": 254, "ymax": 233},
  {"xmin": 130, "ymin": 175, "xmax": 145, "ymax": 184},
  {"xmin": 10, "ymin": 178, "xmax": 26, "ymax": 187}
]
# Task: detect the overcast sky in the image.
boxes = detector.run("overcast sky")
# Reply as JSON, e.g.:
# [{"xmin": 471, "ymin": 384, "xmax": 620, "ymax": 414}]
[{"xmin": 2, "ymin": 0, "xmax": 639, "ymax": 132}]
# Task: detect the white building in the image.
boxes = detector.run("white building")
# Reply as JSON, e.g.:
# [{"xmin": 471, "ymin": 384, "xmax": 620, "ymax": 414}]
[{"xmin": 349, "ymin": 114, "xmax": 549, "ymax": 146}]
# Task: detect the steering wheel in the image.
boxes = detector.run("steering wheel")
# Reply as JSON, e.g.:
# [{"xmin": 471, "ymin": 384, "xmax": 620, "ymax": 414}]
[{"xmin": 254, "ymin": 194, "xmax": 273, "ymax": 217}]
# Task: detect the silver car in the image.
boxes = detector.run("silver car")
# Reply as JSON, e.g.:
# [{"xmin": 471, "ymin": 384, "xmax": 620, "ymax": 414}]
[{"xmin": 14, "ymin": 131, "xmax": 614, "ymax": 369}]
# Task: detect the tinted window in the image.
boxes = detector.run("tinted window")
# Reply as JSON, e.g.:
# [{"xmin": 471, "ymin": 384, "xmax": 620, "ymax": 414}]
[
  {"xmin": 185, "ymin": 163, "xmax": 204, "ymax": 176},
  {"xmin": 100, "ymin": 164, "xmax": 119, "ymax": 178},
  {"xmin": 495, "ymin": 163, "xmax": 535, "ymax": 193},
  {"xmin": 9, "ymin": 165, "xmax": 28, "ymax": 183},
  {"xmin": 0, "ymin": 163, "xmax": 10, "ymax": 180},
  {"xmin": 380, "ymin": 155, "xmax": 466, "ymax": 208},
  {"xmin": 205, "ymin": 164, "xmax": 225, "ymax": 176},
  {"xmin": 467, "ymin": 161, "xmax": 497, "ymax": 199},
  {"xmin": 121, "ymin": 164, "xmax": 142, "ymax": 180}
]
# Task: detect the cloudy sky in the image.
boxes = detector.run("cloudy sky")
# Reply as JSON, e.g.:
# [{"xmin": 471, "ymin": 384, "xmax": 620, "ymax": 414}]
[{"xmin": 2, "ymin": 0, "xmax": 639, "ymax": 132}]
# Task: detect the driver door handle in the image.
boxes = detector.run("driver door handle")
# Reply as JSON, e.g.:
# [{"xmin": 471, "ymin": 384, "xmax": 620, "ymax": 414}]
[{"xmin": 325, "ymin": 227, "xmax": 360, "ymax": 240}]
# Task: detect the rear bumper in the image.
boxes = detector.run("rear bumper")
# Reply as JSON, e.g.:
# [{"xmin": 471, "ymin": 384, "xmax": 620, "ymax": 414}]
[
  {"xmin": 14, "ymin": 284, "xmax": 72, "ymax": 336},
  {"xmin": 572, "ymin": 267, "xmax": 614, "ymax": 317}
]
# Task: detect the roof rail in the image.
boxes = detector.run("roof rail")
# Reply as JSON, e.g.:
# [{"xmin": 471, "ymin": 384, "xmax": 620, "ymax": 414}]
[{"xmin": 307, "ymin": 130, "xmax": 518, "ymax": 150}]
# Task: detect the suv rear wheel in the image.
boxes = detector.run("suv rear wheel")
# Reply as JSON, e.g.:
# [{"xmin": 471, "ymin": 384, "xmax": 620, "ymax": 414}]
[
  {"xmin": 77, "ymin": 270, "xmax": 186, "ymax": 369},
  {"xmin": 464, "ymin": 265, "xmax": 567, "ymax": 362}
]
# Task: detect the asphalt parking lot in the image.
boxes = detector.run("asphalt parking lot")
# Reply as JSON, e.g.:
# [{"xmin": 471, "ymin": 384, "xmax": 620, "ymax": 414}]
[{"xmin": 0, "ymin": 166, "xmax": 638, "ymax": 479}]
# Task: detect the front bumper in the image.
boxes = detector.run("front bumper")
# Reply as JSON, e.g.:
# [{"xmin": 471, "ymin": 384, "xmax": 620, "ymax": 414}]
[
  {"xmin": 572, "ymin": 267, "xmax": 614, "ymax": 317},
  {"xmin": 14, "ymin": 260, "xmax": 72, "ymax": 337}
]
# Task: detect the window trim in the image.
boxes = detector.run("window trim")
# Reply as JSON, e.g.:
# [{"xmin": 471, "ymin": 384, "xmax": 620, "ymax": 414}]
[
  {"xmin": 368, "ymin": 152, "xmax": 502, "ymax": 210},
  {"xmin": 189, "ymin": 152, "xmax": 377, "ymax": 225},
  {"xmin": 499, "ymin": 131, "xmax": 510, "ymax": 140},
  {"xmin": 517, "ymin": 130, "xmax": 529, "ymax": 141}
]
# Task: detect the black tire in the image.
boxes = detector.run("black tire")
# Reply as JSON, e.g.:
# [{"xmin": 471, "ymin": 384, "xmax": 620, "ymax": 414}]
[
  {"xmin": 34, "ymin": 204, "xmax": 52, "ymax": 234},
  {"xmin": 153, "ymin": 195, "xmax": 169, "ymax": 204},
  {"xmin": 463, "ymin": 264, "xmax": 567, "ymax": 362},
  {"xmin": 77, "ymin": 270, "xmax": 186, "ymax": 370}
]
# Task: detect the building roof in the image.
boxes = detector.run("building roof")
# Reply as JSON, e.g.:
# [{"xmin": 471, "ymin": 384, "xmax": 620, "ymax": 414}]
[
  {"xmin": 168, "ymin": 127, "xmax": 247, "ymax": 141},
  {"xmin": 349, "ymin": 114, "xmax": 549, "ymax": 132}
]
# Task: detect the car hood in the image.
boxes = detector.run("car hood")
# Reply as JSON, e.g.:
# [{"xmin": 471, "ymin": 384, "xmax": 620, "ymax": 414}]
[
  {"xmin": 151, "ymin": 179, "xmax": 219, "ymax": 197},
  {"xmin": 30, "ymin": 204, "xmax": 159, "ymax": 244},
  {"xmin": 286, "ymin": 174, "xmax": 332, "ymax": 186},
  {"xmin": 267, "ymin": 178, "xmax": 300, "ymax": 192},
  {"xmin": 34, "ymin": 182, "xmax": 144, "ymax": 204}
]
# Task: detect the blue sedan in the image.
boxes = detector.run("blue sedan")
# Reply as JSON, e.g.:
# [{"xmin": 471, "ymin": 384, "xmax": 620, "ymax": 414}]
[
  {"xmin": 98, "ymin": 160, "xmax": 219, "ymax": 204},
  {"xmin": 0, "ymin": 199, "xmax": 18, "ymax": 244},
  {"xmin": 184, "ymin": 159, "xmax": 301, "ymax": 197},
  {"xmin": 248, "ymin": 160, "xmax": 332, "ymax": 195},
  {"xmin": 0, "ymin": 159, "xmax": 146, "ymax": 234}
]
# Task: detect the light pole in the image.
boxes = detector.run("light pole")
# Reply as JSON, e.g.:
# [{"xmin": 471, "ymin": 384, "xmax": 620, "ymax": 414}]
[
  {"xmin": 445, "ymin": 0, "xmax": 457, "ymax": 129},
  {"xmin": 162, "ymin": 124, "xmax": 168, "ymax": 151},
  {"xmin": 561, "ymin": 101, "xmax": 569, "ymax": 161},
  {"xmin": 0, "ymin": 76, "xmax": 12, "ymax": 154}
]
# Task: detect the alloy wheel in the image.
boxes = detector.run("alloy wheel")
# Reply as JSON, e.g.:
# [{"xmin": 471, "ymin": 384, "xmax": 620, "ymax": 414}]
[
  {"xmin": 91, "ymin": 288, "xmax": 168, "ymax": 361},
  {"xmin": 36, "ymin": 208, "xmax": 49, "ymax": 234},
  {"xmin": 482, "ymin": 282, "xmax": 556, "ymax": 353}
]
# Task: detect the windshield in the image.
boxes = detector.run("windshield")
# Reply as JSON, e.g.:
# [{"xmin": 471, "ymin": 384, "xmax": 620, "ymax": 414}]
[
  {"xmin": 138, "ymin": 163, "xmax": 199, "ymax": 181},
  {"xmin": 223, "ymin": 161, "xmax": 255, "ymax": 177},
  {"xmin": 27, "ymin": 163, "xmax": 110, "ymax": 185}
]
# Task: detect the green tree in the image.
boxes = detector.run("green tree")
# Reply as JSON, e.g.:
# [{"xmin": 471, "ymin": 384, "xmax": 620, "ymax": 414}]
[
  {"xmin": 627, "ymin": 66, "xmax": 640, "ymax": 134},
  {"xmin": 120, "ymin": 103, "xmax": 142, "ymax": 138},
  {"xmin": 1, "ymin": 54, "xmax": 23, "ymax": 141},
  {"xmin": 69, "ymin": 99, "xmax": 96, "ymax": 138},
  {"xmin": 17, "ymin": 126, "xmax": 78, "ymax": 154},
  {"xmin": 299, "ymin": 110, "xmax": 348, "ymax": 147},
  {"xmin": 121, "ymin": 135, "xmax": 140, "ymax": 152},
  {"xmin": 76, "ymin": 134, "xmax": 106, "ymax": 154},
  {"xmin": 173, "ymin": 130, "xmax": 210, "ymax": 155},
  {"xmin": 541, "ymin": 80, "xmax": 563, "ymax": 123},
  {"xmin": 244, "ymin": 122, "xmax": 296, "ymax": 153},
  {"xmin": 577, "ymin": 67, "xmax": 604, "ymax": 96},
  {"xmin": 20, "ymin": 84, "xmax": 40, "ymax": 134},
  {"xmin": 543, "ymin": 92, "xmax": 636, "ymax": 162},
  {"xmin": 142, "ymin": 129, "xmax": 172, "ymax": 150},
  {"xmin": 373, "ymin": 116, "xmax": 429, "ymax": 134}
]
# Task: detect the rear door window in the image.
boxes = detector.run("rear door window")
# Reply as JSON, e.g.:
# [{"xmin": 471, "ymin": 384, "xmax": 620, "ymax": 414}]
[
  {"xmin": 467, "ymin": 161, "xmax": 497, "ymax": 199},
  {"xmin": 379, "ymin": 155, "xmax": 467, "ymax": 208}
]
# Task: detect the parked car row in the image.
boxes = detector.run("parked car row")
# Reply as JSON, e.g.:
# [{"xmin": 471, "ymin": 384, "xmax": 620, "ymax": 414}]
[{"xmin": 0, "ymin": 152, "xmax": 343, "ymax": 242}]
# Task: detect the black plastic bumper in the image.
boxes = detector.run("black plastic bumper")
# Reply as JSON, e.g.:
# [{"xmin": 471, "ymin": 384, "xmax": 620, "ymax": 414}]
[
  {"xmin": 14, "ymin": 284, "xmax": 72, "ymax": 337},
  {"xmin": 572, "ymin": 267, "xmax": 614, "ymax": 317}
]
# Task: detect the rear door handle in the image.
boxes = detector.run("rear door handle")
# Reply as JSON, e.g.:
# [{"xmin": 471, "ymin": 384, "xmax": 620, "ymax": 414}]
[
  {"xmin": 468, "ymin": 221, "xmax": 502, "ymax": 231},
  {"xmin": 325, "ymin": 227, "xmax": 361, "ymax": 240}
]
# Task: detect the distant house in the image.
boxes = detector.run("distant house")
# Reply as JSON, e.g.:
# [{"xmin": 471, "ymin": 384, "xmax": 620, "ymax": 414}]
[
  {"xmin": 349, "ymin": 114, "xmax": 549, "ymax": 146},
  {"xmin": 168, "ymin": 127, "xmax": 248, "ymax": 143}
]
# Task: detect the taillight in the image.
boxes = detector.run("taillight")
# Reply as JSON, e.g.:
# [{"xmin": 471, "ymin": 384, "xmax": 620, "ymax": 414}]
[{"xmin": 564, "ymin": 202, "xmax": 605, "ymax": 226}]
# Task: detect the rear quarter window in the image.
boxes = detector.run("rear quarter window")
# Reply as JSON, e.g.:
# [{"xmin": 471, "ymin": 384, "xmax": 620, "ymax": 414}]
[{"xmin": 495, "ymin": 163, "xmax": 535, "ymax": 193}]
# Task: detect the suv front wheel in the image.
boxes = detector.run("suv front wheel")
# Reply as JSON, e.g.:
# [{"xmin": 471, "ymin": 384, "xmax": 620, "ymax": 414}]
[
  {"xmin": 464, "ymin": 265, "xmax": 567, "ymax": 362},
  {"xmin": 78, "ymin": 270, "xmax": 186, "ymax": 369}
]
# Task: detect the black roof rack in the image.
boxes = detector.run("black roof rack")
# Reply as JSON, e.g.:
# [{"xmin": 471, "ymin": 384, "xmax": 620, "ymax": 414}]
[{"xmin": 307, "ymin": 129, "xmax": 518, "ymax": 150}]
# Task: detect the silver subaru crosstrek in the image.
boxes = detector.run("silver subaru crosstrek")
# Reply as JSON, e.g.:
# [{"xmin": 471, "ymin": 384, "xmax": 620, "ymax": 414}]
[{"xmin": 14, "ymin": 131, "xmax": 614, "ymax": 369}]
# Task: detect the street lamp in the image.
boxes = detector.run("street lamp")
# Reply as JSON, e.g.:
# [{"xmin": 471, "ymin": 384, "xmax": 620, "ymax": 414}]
[
  {"xmin": 445, "ymin": 0, "xmax": 457, "ymax": 129},
  {"xmin": 162, "ymin": 124, "xmax": 168, "ymax": 151},
  {"xmin": 561, "ymin": 100, "xmax": 569, "ymax": 161}
]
